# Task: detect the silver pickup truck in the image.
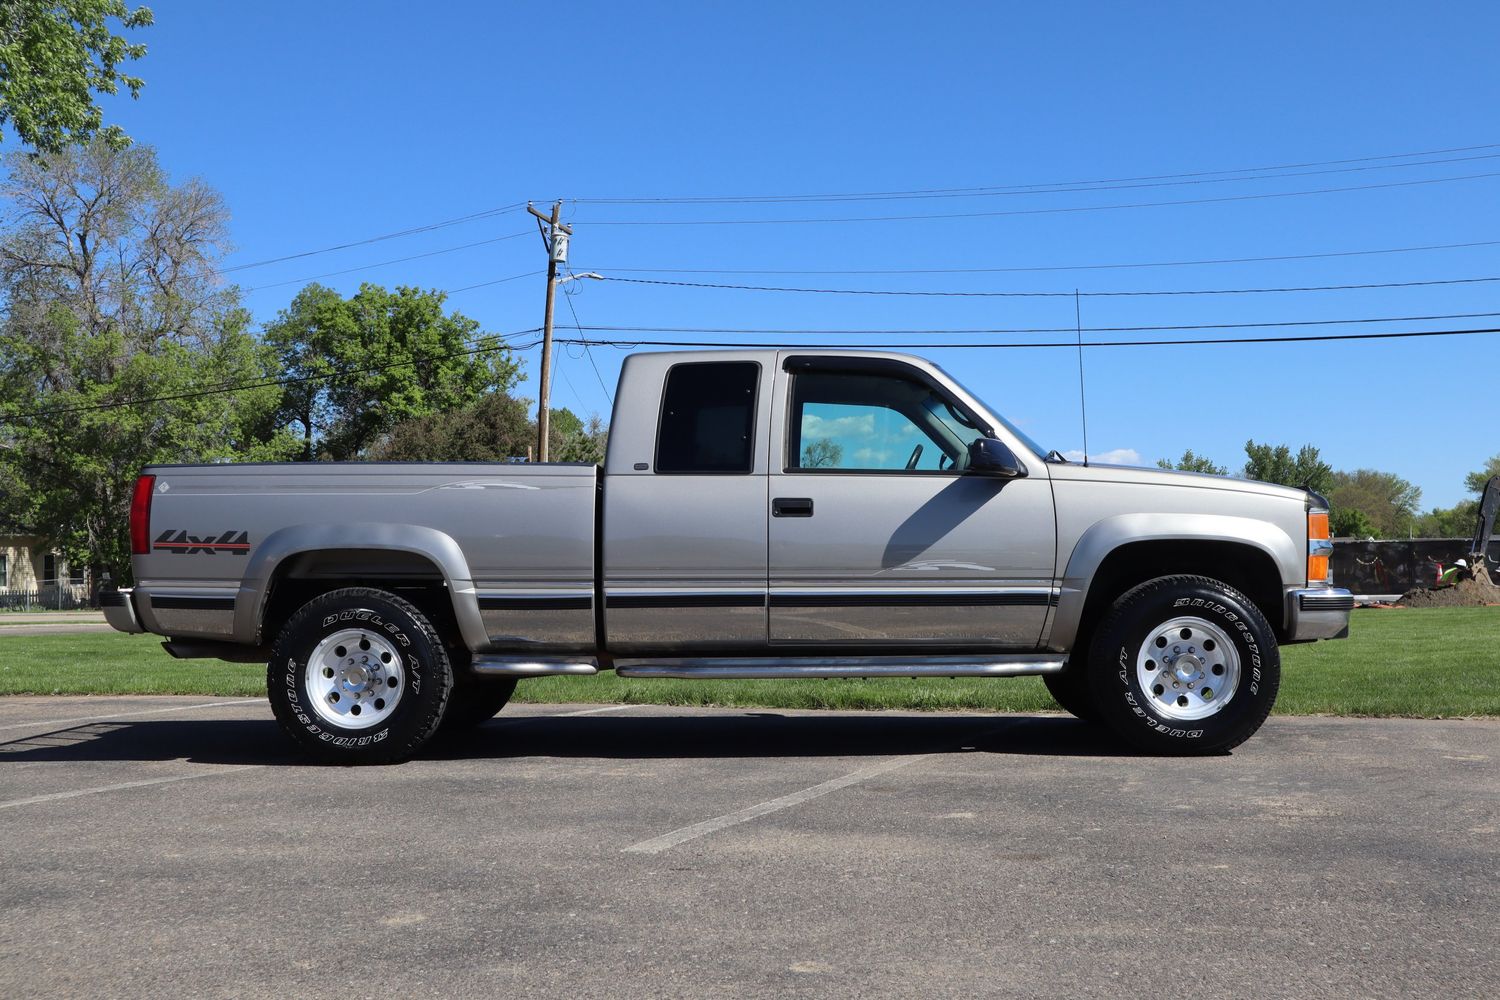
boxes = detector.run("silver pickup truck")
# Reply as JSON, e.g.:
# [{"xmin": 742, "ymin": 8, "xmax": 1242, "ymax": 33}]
[{"xmin": 104, "ymin": 349, "xmax": 1351, "ymax": 763}]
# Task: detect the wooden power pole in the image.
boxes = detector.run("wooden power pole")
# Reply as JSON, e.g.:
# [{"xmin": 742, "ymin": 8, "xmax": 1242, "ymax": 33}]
[{"xmin": 528, "ymin": 201, "xmax": 572, "ymax": 462}]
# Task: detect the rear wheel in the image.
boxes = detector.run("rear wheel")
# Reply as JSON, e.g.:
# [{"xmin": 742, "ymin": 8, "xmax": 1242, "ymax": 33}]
[
  {"xmin": 267, "ymin": 587, "xmax": 453, "ymax": 764},
  {"xmin": 1086, "ymin": 575, "xmax": 1280, "ymax": 754}
]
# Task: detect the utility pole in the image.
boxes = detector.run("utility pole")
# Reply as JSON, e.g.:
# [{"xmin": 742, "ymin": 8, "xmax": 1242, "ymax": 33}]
[{"xmin": 529, "ymin": 201, "xmax": 572, "ymax": 462}]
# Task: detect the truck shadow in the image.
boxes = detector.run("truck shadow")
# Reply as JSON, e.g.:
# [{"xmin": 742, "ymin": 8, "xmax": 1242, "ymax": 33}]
[{"xmin": 0, "ymin": 712, "xmax": 1184, "ymax": 766}]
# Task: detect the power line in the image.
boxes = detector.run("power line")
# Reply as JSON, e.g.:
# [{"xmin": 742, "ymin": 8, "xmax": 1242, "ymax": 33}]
[
  {"xmin": 2, "ymin": 330, "xmax": 542, "ymax": 421},
  {"xmin": 212, "ymin": 203, "xmax": 528, "ymax": 275},
  {"xmin": 576, "ymin": 171, "xmax": 1500, "ymax": 226},
  {"xmin": 561, "ymin": 270, "xmax": 614, "ymax": 406},
  {"xmin": 552, "ymin": 325, "xmax": 1500, "ymax": 350},
  {"xmin": 579, "ymin": 237, "xmax": 1500, "ymax": 277},
  {"xmin": 445, "ymin": 270, "xmax": 546, "ymax": 294},
  {"xmin": 601, "ymin": 273, "xmax": 1500, "ymax": 298},
  {"xmin": 570, "ymin": 310, "xmax": 1500, "ymax": 336},
  {"xmin": 11, "ymin": 322, "xmax": 1499, "ymax": 421},
  {"xmin": 563, "ymin": 141, "xmax": 1500, "ymax": 203},
  {"xmin": 569, "ymin": 149, "xmax": 1500, "ymax": 205},
  {"xmin": 241, "ymin": 232, "xmax": 534, "ymax": 292}
]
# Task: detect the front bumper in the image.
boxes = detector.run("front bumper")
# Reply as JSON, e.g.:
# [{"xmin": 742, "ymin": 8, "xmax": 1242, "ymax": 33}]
[
  {"xmin": 99, "ymin": 587, "xmax": 145, "ymax": 634},
  {"xmin": 1286, "ymin": 587, "xmax": 1354, "ymax": 642}
]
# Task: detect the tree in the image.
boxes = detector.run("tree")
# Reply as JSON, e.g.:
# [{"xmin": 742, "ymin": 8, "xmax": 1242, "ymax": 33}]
[
  {"xmin": 802, "ymin": 438, "xmax": 843, "ymax": 468},
  {"xmin": 1242, "ymin": 440, "xmax": 1333, "ymax": 494},
  {"xmin": 1156, "ymin": 449, "xmax": 1227, "ymax": 476},
  {"xmin": 264, "ymin": 282, "xmax": 520, "ymax": 460},
  {"xmin": 1330, "ymin": 507, "xmax": 1376, "ymax": 539},
  {"xmin": 1412, "ymin": 501, "xmax": 1477, "ymax": 539},
  {"xmin": 551, "ymin": 410, "xmax": 607, "ymax": 464},
  {"xmin": 0, "ymin": 143, "xmax": 292, "ymax": 583},
  {"xmin": 370, "ymin": 394, "xmax": 610, "ymax": 465},
  {"xmin": 0, "ymin": 1, "xmax": 153, "ymax": 152},
  {"xmin": 370, "ymin": 392, "xmax": 534, "ymax": 462},
  {"xmin": 1464, "ymin": 453, "xmax": 1500, "ymax": 496},
  {"xmin": 1325, "ymin": 468, "xmax": 1421, "ymax": 539}
]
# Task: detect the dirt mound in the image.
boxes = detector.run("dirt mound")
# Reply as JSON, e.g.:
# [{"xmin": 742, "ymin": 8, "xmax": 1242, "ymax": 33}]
[{"xmin": 1398, "ymin": 576, "xmax": 1500, "ymax": 608}]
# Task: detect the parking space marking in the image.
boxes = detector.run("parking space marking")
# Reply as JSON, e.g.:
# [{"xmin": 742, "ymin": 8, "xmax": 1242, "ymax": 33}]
[
  {"xmin": 0, "ymin": 700, "xmax": 255, "ymax": 733},
  {"xmin": 0, "ymin": 765, "xmax": 265, "ymax": 811},
  {"xmin": 623, "ymin": 752, "xmax": 936, "ymax": 853},
  {"xmin": 555, "ymin": 704, "xmax": 638, "ymax": 717}
]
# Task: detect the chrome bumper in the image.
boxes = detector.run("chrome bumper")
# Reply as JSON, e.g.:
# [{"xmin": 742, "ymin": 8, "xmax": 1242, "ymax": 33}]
[
  {"xmin": 99, "ymin": 587, "xmax": 145, "ymax": 634},
  {"xmin": 1286, "ymin": 587, "xmax": 1354, "ymax": 642}
]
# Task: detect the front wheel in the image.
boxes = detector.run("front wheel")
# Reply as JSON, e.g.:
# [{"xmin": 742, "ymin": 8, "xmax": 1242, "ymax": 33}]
[
  {"xmin": 267, "ymin": 587, "xmax": 454, "ymax": 764},
  {"xmin": 1087, "ymin": 575, "xmax": 1280, "ymax": 754}
]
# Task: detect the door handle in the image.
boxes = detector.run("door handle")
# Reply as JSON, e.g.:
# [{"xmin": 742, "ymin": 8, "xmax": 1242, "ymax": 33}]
[{"xmin": 772, "ymin": 497, "xmax": 814, "ymax": 517}]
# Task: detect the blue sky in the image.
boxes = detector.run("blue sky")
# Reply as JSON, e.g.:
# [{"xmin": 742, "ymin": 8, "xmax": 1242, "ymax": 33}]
[{"xmin": 97, "ymin": 1, "xmax": 1500, "ymax": 509}]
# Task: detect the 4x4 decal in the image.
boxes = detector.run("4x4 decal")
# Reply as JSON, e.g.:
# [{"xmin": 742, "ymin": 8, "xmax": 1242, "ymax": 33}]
[{"xmin": 153, "ymin": 529, "xmax": 250, "ymax": 555}]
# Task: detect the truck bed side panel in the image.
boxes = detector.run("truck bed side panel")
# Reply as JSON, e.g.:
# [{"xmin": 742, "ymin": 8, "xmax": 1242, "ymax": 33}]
[{"xmin": 134, "ymin": 463, "xmax": 597, "ymax": 651}]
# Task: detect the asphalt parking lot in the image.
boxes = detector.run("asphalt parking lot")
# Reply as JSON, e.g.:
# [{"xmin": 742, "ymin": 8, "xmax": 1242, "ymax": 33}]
[{"xmin": 0, "ymin": 697, "xmax": 1496, "ymax": 999}]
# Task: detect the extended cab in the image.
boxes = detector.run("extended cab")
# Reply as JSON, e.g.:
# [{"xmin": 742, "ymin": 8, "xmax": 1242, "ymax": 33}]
[{"xmin": 104, "ymin": 350, "xmax": 1352, "ymax": 762}]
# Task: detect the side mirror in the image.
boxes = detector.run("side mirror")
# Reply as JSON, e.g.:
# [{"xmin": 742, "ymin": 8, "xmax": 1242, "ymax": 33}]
[{"xmin": 968, "ymin": 438, "xmax": 1027, "ymax": 479}]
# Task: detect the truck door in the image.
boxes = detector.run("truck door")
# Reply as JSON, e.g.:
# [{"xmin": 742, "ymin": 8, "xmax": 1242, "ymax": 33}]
[
  {"xmin": 602, "ymin": 357, "xmax": 770, "ymax": 652},
  {"xmin": 767, "ymin": 355, "xmax": 1056, "ymax": 648}
]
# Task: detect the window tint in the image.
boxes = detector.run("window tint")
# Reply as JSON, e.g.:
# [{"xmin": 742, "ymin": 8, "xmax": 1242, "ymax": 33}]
[
  {"xmin": 789, "ymin": 371, "xmax": 972, "ymax": 473},
  {"xmin": 655, "ymin": 362, "xmax": 759, "ymax": 473}
]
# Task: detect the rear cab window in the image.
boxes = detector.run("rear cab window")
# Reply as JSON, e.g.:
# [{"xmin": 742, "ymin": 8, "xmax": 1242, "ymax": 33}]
[{"xmin": 654, "ymin": 361, "xmax": 760, "ymax": 474}]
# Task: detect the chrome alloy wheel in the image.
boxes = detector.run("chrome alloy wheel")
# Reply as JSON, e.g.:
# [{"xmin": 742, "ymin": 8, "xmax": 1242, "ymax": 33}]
[
  {"xmin": 306, "ymin": 628, "xmax": 406, "ymax": 730},
  {"xmin": 1135, "ymin": 616, "xmax": 1241, "ymax": 722}
]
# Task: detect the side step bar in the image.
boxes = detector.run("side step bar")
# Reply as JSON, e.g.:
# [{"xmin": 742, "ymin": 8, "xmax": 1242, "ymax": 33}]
[
  {"xmin": 613, "ymin": 655, "xmax": 1065, "ymax": 680},
  {"xmin": 471, "ymin": 656, "xmax": 599, "ymax": 677}
]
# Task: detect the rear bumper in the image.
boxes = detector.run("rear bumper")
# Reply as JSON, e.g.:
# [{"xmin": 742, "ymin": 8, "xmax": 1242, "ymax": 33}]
[
  {"xmin": 1286, "ymin": 587, "xmax": 1354, "ymax": 642},
  {"xmin": 99, "ymin": 588, "xmax": 145, "ymax": 634}
]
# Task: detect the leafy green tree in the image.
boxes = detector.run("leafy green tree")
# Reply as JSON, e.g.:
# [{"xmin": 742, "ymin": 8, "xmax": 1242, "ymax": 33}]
[
  {"xmin": 1324, "ymin": 469, "xmax": 1421, "ymax": 539},
  {"xmin": 1464, "ymin": 453, "xmax": 1500, "ymax": 496},
  {"xmin": 1412, "ymin": 501, "xmax": 1478, "ymax": 539},
  {"xmin": 1330, "ymin": 506, "xmax": 1376, "ymax": 539},
  {"xmin": 370, "ymin": 392, "xmax": 535, "ymax": 462},
  {"xmin": 1242, "ymin": 440, "xmax": 1333, "ymax": 494},
  {"xmin": 265, "ymin": 283, "xmax": 521, "ymax": 460},
  {"xmin": 370, "ymin": 395, "xmax": 609, "ymax": 465},
  {"xmin": 0, "ymin": 1, "xmax": 153, "ymax": 152},
  {"xmin": 0, "ymin": 143, "xmax": 291, "ymax": 582},
  {"xmin": 551, "ymin": 410, "xmax": 607, "ymax": 464},
  {"xmin": 1155, "ymin": 449, "xmax": 1227, "ymax": 476}
]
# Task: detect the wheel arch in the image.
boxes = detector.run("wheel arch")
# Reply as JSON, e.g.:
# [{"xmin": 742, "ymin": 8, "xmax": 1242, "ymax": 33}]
[
  {"xmin": 1050, "ymin": 515, "xmax": 1297, "ymax": 655},
  {"xmin": 237, "ymin": 523, "xmax": 487, "ymax": 651}
]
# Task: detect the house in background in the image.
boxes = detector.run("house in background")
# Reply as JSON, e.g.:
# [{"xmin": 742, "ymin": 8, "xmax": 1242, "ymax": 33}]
[{"xmin": 0, "ymin": 523, "xmax": 91, "ymax": 608}]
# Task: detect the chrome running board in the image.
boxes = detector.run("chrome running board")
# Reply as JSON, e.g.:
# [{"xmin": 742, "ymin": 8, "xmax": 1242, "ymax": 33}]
[
  {"xmin": 613, "ymin": 655, "xmax": 1065, "ymax": 680},
  {"xmin": 471, "ymin": 656, "xmax": 599, "ymax": 677}
]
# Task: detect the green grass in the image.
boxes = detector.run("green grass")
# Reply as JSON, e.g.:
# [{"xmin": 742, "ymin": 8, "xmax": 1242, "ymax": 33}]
[{"xmin": 2, "ymin": 607, "xmax": 1498, "ymax": 717}]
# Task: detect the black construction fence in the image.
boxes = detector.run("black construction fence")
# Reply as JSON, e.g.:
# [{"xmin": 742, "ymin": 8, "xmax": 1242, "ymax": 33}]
[{"xmin": 1332, "ymin": 538, "xmax": 1497, "ymax": 597}]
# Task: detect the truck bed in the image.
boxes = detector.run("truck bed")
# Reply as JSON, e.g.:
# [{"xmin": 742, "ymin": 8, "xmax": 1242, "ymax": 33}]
[{"xmin": 129, "ymin": 462, "xmax": 599, "ymax": 652}]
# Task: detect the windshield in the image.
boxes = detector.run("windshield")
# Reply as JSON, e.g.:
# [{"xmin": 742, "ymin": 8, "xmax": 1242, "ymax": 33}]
[{"xmin": 930, "ymin": 363, "xmax": 1050, "ymax": 459}]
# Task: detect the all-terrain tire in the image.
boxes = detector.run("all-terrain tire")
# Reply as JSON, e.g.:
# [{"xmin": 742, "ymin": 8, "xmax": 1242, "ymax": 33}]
[
  {"xmin": 1086, "ymin": 575, "xmax": 1280, "ymax": 754},
  {"xmin": 1043, "ymin": 666, "xmax": 1101, "ymax": 723},
  {"xmin": 267, "ymin": 587, "xmax": 453, "ymax": 764}
]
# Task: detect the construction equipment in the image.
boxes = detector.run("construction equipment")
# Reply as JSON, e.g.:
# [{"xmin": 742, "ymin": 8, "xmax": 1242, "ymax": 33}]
[{"xmin": 1467, "ymin": 475, "xmax": 1500, "ymax": 586}]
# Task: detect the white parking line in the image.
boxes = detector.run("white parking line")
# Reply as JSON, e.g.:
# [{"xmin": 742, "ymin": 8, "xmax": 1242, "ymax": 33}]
[
  {"xmin": 623, "ymin": 752, "xmax": 937, "ymax": 854},
  {"xmin": 555, "ymin": 704, "xmax": 638, "ymax": 717},
  {"xmin": 0, "ymin": 700, "xmax": 256, "ymax": 733},
  {"xmin": 0, "ymin": 766, "xmax": 266, "ymax": 811}
]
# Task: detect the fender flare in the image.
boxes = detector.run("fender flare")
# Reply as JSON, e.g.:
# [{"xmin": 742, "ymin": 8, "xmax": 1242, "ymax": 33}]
[
  {"xmin": 1048, "ymin": 513, "xmax": 1299, "ymax": 649},
  {"xmin": 235, "ymin": 522, "xmax": 488, "ymax": 651}
]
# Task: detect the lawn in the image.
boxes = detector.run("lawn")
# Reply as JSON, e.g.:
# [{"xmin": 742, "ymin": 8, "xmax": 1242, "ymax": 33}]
[{"xmin": 1, "ymin": 607, "xmax": 1497, "ymax": 717}]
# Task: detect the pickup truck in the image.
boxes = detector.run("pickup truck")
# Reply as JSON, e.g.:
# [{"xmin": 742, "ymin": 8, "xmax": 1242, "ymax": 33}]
[{"xmin": 103, "ymin": 349, "xmax": 1352, "ymax": 763}]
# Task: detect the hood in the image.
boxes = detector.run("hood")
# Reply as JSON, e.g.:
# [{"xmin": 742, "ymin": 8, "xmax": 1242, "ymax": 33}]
[{"xmin": 1044, "ymin": 462, "xmax": 1310, "ymax": 504}]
